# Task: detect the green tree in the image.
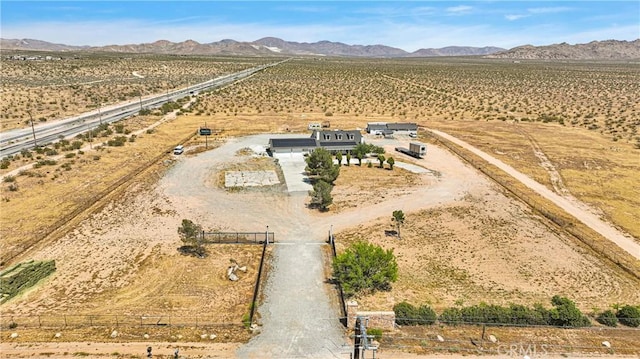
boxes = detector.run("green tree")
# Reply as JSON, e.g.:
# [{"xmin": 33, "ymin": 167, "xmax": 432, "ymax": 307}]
[
  {"xmin": 177, "ymin": 219, "xmax": 206, "ymax": 257},
  {"xmin": 377, "ymin": 154, "xmax": 386, "ymax": 168},
  {"xmin": 353, "ymin": 143, "xmax": 368, "ymax": 166},
  {"xmin": 335, "ymin": 151, "xmax": 343, "ymax": 166},
  {"xmin": 386, "ymin": 156, "xmax": 395, "ymax": 170},
  {"xmin": 306, "ymin": 148, "xmax": 340, "ymax": 183},
  {"xmin": 345, "ymin": 152, "xmax": 351, "ymax": 166},
  {"xmin": 332, "ymin": 242, "xmax": 398, "ymax": 297},
  {"xmin": 392, "ymin": 210, "xmax": 406, "ymax": 239},
  {"xmin": 309, "ymin": 180, "xmax": 333, "ymax": 211}
]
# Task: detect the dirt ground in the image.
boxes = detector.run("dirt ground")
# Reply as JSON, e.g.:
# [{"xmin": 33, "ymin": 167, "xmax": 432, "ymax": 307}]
[{"xmin": 2, "ymin": 132, "xmax": 639, "ymax": 357}]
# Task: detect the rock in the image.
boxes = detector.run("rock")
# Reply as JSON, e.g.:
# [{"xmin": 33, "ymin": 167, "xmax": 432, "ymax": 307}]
[
  {"xmin": 602, "ymin": 341, "xmax": 611, "ymax": 348},
  {"xmin": 238, "ymin": 266, "xmax": 247, "ymax": 272},
  {"xmin": 143, "ymin": 334, "xmax": 150, "ymax": 339},
  {"xmin": 226, "ymin": 266, "xmax": 235, "ymax": 277},
  {"xmin": 54, "ymin": 332, "xmax": 62, "ymax": 338},
  {"xmin": 200, "ymin": 334, "xmax": 208, "ymax": 339},
  {"xmin": 436, "ymin": 335, "xmax": 444, "ymax": 342},
  {"xmin": 10, "ymin": 333, "xmax": 18, "ymax": 339},
  {"xmin": 110, "ymin": 330, "xmax": 118, "ymax": 338},
  {"xmin": 209, "ymin": 334, "xmax": 217, "ymax": 340},
  {"xmin": 228, "ymin": 272, "xmax": 239, "ymax": 281},
  {"xmin": 177, "ymin": 335, "xmax": 183, "ymax": 339},
  {"xmin": 489, "ymin": 334, "xmax": 497, "ymax": 343}
]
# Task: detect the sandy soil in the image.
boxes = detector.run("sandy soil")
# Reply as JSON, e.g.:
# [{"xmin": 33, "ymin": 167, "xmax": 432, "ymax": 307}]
[{"xmin": 2, "ymin": 132, "xmax": 638, "ymax": 358}]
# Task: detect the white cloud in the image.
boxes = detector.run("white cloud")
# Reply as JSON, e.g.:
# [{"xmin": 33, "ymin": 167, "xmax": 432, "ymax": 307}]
[
  {"xmin": 446, "ymin": 5, "xmax": 473, "ymax": 14},
  {"xmin": 505, "ymin": 14, "xmax": 528, "ymax": 21},
  {"xmin": 527, "ymin": 7, "xmax": 572, "ymax": 14}
]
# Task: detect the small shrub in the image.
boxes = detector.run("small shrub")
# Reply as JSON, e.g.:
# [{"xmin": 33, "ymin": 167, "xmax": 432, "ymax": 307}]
[
  {"xmin": 3, "ymin": 175, "xmax": 16, "ymax": 183},
  {"xmin": 416, "ymin": 304, "xmax": 437, "ymax": 325},
  {"xmin": 394, "ymin": 302, "xmax": 417, "ymax": 325},
  {"xmin": 0, "ymin": 160, "xmax": 9, "ymax": 169},
  {"xmin": 366, "ymin": 328, "xmax": 383, "ymax": 340},
  {"xmin": 8, "ymin": 183, "xmax": 18, "ymax": 192},
  {"xmin": 439, "ymin": 307, "xmax": 463, "ymax": 325},
  {"xmin": 617, "ymin": 305, "xmax": 640, "ymax": 327},
  {"xmin": 597, "ymin": 310, "xmax": 618, "ymax": 327},
  {"xmin": 65, "ymin": 153, "xmax": 76, "ymax": 159}
]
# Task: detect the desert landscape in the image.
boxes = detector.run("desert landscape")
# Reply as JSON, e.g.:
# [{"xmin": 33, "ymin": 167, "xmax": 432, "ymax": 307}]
[{"xmin": 1, "ymin": 52, "xmax": 639, "ymax": 358}]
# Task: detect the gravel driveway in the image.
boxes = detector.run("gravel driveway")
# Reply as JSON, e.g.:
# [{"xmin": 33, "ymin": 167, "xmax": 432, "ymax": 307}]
[{"xmin": 159, "ymin": 135, "xmax": 351, "ymax": 358}]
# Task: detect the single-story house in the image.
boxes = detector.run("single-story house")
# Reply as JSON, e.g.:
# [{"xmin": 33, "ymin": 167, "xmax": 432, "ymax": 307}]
[
  {"xmin": 268, "ymin": 137, "xmax": 318, "ymax": 154},
  {"xmin": 268, "ymin": 129, "xmax": 362, "ymax": 154},
  {"xmin": 366, "ymin": 122, "xmax": 418, "ymax": 136}
]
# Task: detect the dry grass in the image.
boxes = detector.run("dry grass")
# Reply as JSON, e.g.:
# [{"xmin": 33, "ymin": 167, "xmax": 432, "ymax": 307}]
[
  {"xmin": 426, "ymin": 120, "xmax": 640, "ymax": 240},
  {"xmin": 0, "ymin": 111, "xmax": 208, "ymax": 264},
  {"xmin": 331, "ymin": 164, "xmax": 423, "ymax": 212},
  {"xmin": 333, "ymin": 165, "xmax": 640, "ymax": 312}
]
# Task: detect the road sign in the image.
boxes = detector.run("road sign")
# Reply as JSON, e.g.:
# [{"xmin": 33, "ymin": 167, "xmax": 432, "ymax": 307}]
[{"xmin": 199, "ymin": 128, "xmax": 212, "ymax": 136}]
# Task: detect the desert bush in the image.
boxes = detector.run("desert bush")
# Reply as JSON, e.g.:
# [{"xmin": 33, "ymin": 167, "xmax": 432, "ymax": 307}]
[
  {"xmin": 107, "ymin": 136, "xmax": 127, "ymax": 147},
  {"xmin": 0, "ymin": 160, "xmax": 9, "ymax": 169},
  {"xmin": 393, "ymin": 302, "xmax": 418, "ymax": 325},
  {"xmin": 597, "ymin": 310, "xmax": 618, "ymax": 327},
  {"xmin": 3, "ymin": 175, "xmax": 15, "ymax": 183},
  {"xmin": 617, "ymin": 305, "xmax": 640, "ymax": 327},
  {"xmin": 416, "ymin": 304, "xmax": 437, "ymax": 325},
  {"xmin": 439, "ymin": 307, "xmax": 463, "ymax": 325},
  {"xmin": 549, "ymin": 295, "xmax": 590, "ymax": 327},
  {"xmin": 332, "ymin": 241, "xmax": 398, "ymax": 297}
]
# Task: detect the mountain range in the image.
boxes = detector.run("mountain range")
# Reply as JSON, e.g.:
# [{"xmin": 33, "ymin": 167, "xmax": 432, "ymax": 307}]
[{"xmin": 2, "ymin": 37, "xmax": 639, "ymax": 59}]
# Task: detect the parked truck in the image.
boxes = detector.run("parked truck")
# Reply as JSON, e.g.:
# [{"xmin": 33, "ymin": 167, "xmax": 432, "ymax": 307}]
[{"xmin": 395, "ymin": 141, "xmax": 427, "ymax": 158}]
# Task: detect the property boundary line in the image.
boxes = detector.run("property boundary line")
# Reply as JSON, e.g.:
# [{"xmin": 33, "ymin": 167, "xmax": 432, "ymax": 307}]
[
  {"xmin": 328, "ymin": 233, "xmax": 349, "ymax": 327},
  {"xmin": 248, "ymin": 238, "xmax": 269, "ymax": 325}
]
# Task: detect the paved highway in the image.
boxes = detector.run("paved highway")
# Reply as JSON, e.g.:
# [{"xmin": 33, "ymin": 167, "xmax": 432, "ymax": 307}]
[{"xmin": 0, "ymin": 59, "xmax": 289, "ymax": 158}]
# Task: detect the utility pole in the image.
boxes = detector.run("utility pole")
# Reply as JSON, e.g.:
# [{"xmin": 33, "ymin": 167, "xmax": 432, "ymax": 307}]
[{"xmin": 28, "ymin": 111, "xmax": 37, "ymax": 147}]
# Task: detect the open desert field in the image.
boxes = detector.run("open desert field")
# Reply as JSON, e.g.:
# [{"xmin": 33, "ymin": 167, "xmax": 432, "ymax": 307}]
[
  {"xmin": 1, "ymin": 54, "xmax": 639, "ymax": 356},
  {"xmin": 0, "ymin": 51, "xmax": 276, "ymax": 131}
]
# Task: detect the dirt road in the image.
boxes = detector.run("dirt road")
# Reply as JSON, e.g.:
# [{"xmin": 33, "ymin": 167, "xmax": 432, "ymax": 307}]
[{"xmin": 429, "ymin": 129, "xmax": 640, "ymax": 260}]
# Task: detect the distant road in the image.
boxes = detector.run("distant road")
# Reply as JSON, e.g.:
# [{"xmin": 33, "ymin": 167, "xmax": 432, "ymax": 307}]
[
  {"xmin": 430, "ymin": 129, "xmax": 640, "ymax": 260},
  {"xmin": 0, "ymin": 59, "xmax": 290, "ymax": 158}
]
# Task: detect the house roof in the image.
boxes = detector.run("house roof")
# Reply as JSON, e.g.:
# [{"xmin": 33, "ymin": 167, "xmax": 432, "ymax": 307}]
[
  {"xmin": 366, "ymin": 123, "xmax": 387, "ymax": 130},
  {"xmin": 270, "ymin": 138, "xmax": 317, "ymax": 148},
  {"xmin": 319, "ymin": 141, "xmax": 359, "ymax": 148},
  {"xmin": 387, "ymin": 123, "xmax": 418, "ymax": 130}
]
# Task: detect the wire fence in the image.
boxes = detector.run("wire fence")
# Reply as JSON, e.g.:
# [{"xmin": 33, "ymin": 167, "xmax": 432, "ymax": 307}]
[
  {"xmin": 0, "ymin": 314, "xmax": 242, "ymax": 330},
  {"xmin": 202, "ymin": 231, "xmax": 274, "ymax": 244},
  {"xmin": 427, "ymin": 131, "xmax": 640, "ymax": 279},
  {"xmin": 328, "ymin": 232, "xmax": 349, "ymax": 327}
]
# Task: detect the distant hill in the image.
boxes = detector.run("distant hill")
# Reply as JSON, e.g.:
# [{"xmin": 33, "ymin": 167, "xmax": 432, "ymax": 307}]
[
  {"xmin": 486, "ymin": 39, "xmax": 640, "ymax": 60},
  {"xmin": 2, "ymin": 37, "xmax": 637, "ymax": 59},
  {"xmin": 1, "ymin": 37, "xmax": 504, "ymax": 58},
  {"xmin": 408, "ymin": 46, "xmax": 505, "ymax": 57}
]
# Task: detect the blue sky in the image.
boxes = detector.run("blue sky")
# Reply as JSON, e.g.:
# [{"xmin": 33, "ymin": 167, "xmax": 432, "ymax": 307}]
[{"xmin": 1, "ymin": 1, "xmax": 638, "ymax": 51}]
